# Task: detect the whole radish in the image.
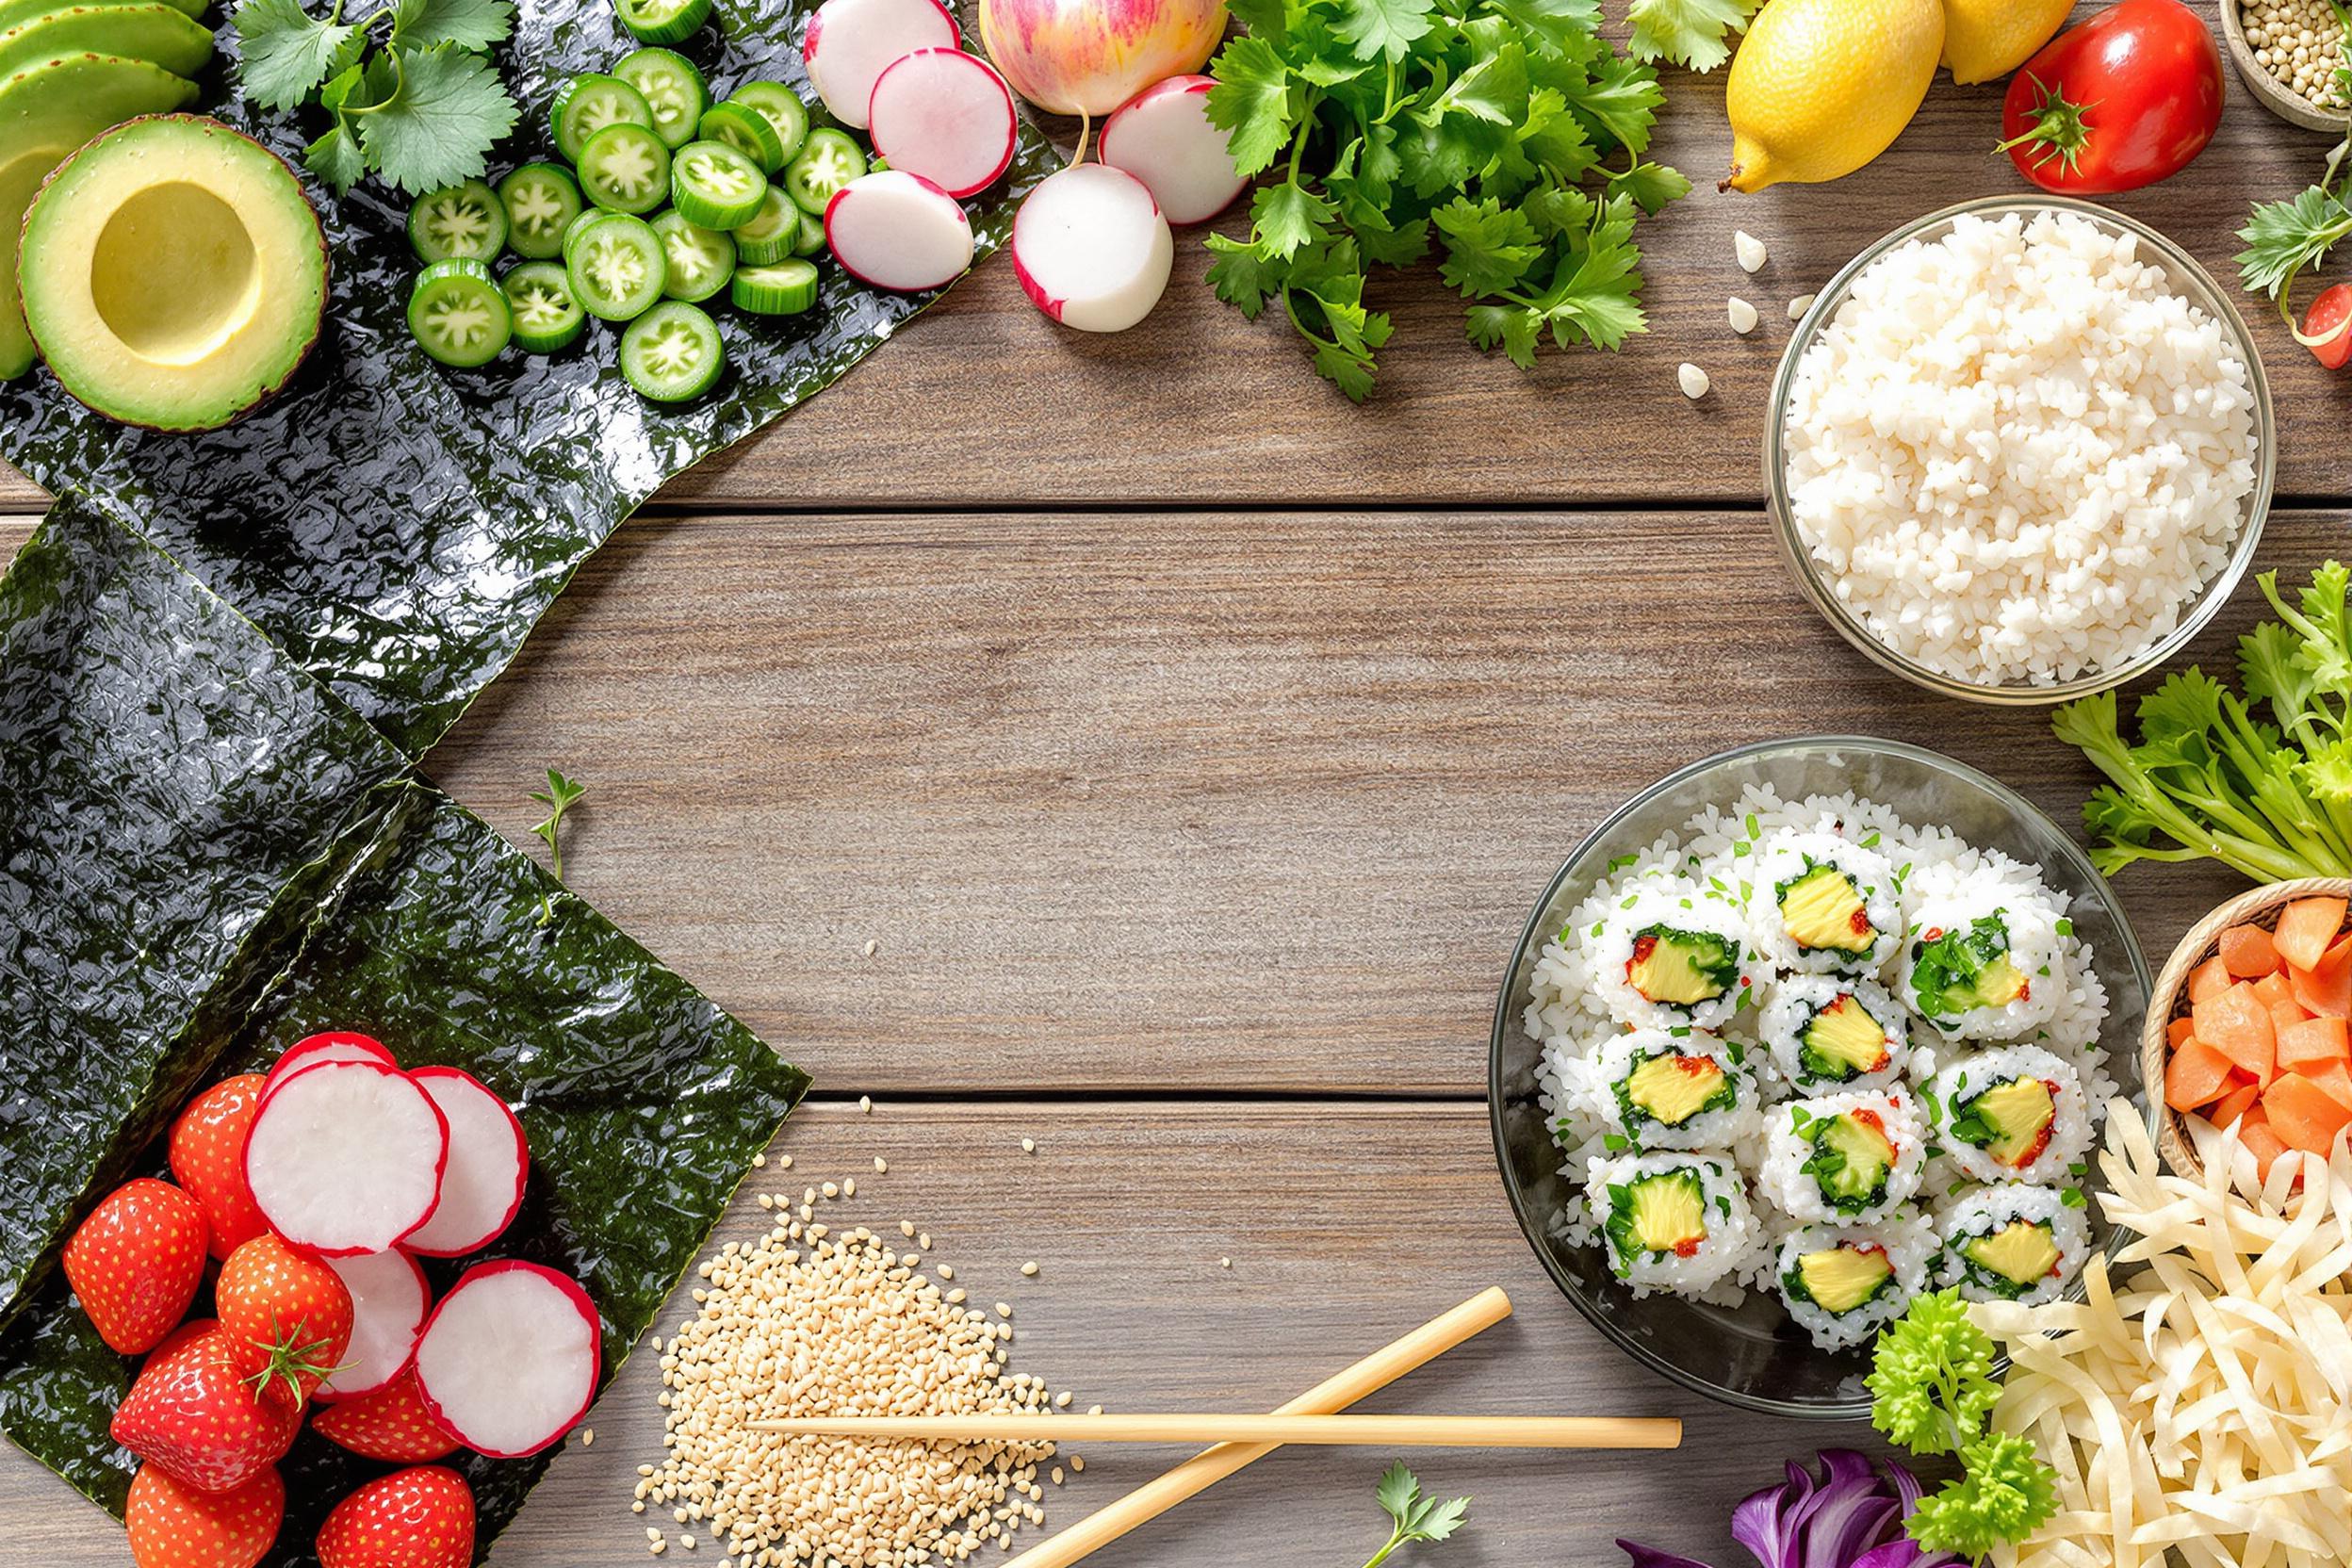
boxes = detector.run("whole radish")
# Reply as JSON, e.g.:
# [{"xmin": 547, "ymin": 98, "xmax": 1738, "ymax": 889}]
[{"xmin": 978, "ymin": 0, "xmax": 1228, "ymax": 116}]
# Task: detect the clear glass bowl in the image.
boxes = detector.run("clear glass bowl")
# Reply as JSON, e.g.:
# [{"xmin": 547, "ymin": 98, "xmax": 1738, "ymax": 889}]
[
  {"xmin": 1765, "ymin": 195, "xmax": 2278, "ymax": 707},
  {"xmin": 1486, "ymin": 736, "xmax": 2155, "ymax": 1419}
]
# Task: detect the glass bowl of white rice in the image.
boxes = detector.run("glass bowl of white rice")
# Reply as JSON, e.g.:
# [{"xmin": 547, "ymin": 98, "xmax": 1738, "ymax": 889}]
[
  {"xmin": 1487, "ymin": 736, "xmax": 2155, "ymax": 1418},
  {"xmin": 1766, "ymin": 196, "xmax": 2276, "ymax": 705}
]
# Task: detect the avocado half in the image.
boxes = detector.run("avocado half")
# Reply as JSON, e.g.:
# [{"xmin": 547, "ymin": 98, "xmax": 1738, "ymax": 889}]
[{"xmin": 21, "ymin": 114, "xmax": 328, "ymax": 431}]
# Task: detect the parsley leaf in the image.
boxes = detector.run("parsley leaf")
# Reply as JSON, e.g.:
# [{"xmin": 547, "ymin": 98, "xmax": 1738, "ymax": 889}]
[
  {"xmin": 1204, "ymin": 36, "xmax": 1299, "ymax": 177},
  {"xmin": 390, "ymin": 0, "xmax": 514, "ymax": 51},
  {"xmin": 1626, "ymin": 0, "xmax": 1760, "ymax": 73},
  {"xmin": 1334, "ymin": 0, "xmax": 1435, "ymax": 62},
  {"xmin": 357, "ymin": 42, "xmax": 521, "ymax": 194},
  {"xmin": 1364, "ymin": 1462, "xmax": 1472, "ymax": 1568},
  {"xmin": 1868, "ymin": 1289, "xmax": 2001, "ymax": 1458},
  {"xmin": 1908, "ymin": 1433, "xmax": 2061, "ymax": 1560},
  {"xmin": 528, "ymin": 767, "xmax": 587, "ymax": 924},
  {"xmin": 235, "ymin": 0, "xmax": 361, "ymax": 111}
]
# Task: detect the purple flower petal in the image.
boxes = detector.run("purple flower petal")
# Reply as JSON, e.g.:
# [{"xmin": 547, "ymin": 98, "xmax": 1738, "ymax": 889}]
[{"xmin": 1616, "ymin": 1539, "xmax": 1723, "ymax": 1568}]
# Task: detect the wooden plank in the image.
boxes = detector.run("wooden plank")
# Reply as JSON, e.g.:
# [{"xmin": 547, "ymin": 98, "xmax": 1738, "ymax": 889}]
[
  {"xmin": 7, "ymin": 4, "xmax": 2341, "ymax": 514},
  {"xmin": 416, "ymin": 506, "xmax": 2330, "ymax": 1095},
  {"xmin": 0, "ymin": 1098, "xmax": 1914, "ymax": 1568}
]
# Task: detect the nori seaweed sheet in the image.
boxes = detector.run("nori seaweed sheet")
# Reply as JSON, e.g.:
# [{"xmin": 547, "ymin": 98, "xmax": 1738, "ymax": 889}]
[{"xmin": 0, "ymin": 0, "xmax": 1055, "ymax": 755}]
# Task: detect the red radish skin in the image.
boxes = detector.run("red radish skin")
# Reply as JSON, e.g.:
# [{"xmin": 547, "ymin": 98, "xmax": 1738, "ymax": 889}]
[
  {"xmin": 242, "ymin": 1060, "xmax": 449, "ymax": 1258},
  {"xmin": 825, "ymin": 170, "xmax": 975, "ymax": 291},
  {"xmin": 977, "ymin": 0, "xmax": 1224, "ymax": 116},
  {"xmin": 316, "ymin": 1249, "xmax": 432, "ymax": 1401},
  {"xmin": 803, "ymin": 0, "xmax": 958, "ymax": 128},
  {"xmin": 1100, "ymin": 75, "xmax": 1245, "ymax": 225},
  {"xmin": 400, "ymin": 1068, "xmax": 529, "ymax": 1258},
  {"xmin": 261, "ymin": 1033, "xmax": 397, "ymax": 1103},
  {"xmin": 1010, "ymin": 162, "xmax": 1172, "ymax": 333},
  {"xmin": 868, "ymin": 49, "xmax": 1017, "ymax": 199},
  {"xmin": 412, "ymin": 1261, "xmax": 601, "ymax": 1458}
]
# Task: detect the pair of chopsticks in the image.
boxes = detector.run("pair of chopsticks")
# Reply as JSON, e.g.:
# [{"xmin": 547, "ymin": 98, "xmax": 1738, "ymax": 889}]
[{"xmin": 746, "ymin": 1286, "xmax": 1679, "ymax": 1568}]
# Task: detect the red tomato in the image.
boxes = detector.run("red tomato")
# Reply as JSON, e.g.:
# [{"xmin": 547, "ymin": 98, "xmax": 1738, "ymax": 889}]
[
  {"xmin": 2305, "ymin": 284, "xmax": 2352, "ymax": 369},
  {"xmin": 2000, "ymin": 0, "xmax": 2224, "ymax": 195}
]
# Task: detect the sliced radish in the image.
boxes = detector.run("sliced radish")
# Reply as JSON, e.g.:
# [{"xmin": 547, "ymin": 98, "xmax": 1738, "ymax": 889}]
[
  {"xmin": 803, "ymin": 0, "xmax": 958, "ymax": 129},
  {"xmin": 400, "ymin": 1068, "xmax": 529, "ymax": 1258},
  {"xmin": 1099, "ymin": 75, "xmax": 1246, "ymax": 225},
  {"xmin": 1010, "ymin": 162, "xmax": 1172, "ymax": 333},
  {"xmin": 825, "ymin": 171, "xmax": 974, "ymax": 292},
  {"xmin": 261, "ymin": 1032, "xmax": 397, "ymax": 1102},
  {"xmin": 243, "ymin": 1060, "xmax": 448, "ymax": 1257},
  {"xmin": 317, "ymin": 1249, "xmax": 432, "ymax": 1401},
  {"xmin": 867, "ymin": 49, "xmax": 1017, "ymax": 200},
  {"xmin": 412, "ymin": 1261, "xmax": 601, "ymax": 1458}
]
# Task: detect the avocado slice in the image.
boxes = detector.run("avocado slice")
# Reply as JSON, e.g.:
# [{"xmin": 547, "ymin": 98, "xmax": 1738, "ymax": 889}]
[
  {"xmin": 1802, "ymin": 1110, "xmax": 1896, "ymax": 1211},
  {"xmin": 1789, "ymin": 1242, "xmax": 1894, "ymax": 1314},
  {"xmin": 0, "ymin": 6, "xmax": 214, "ymax": 79},
  {"xmin": 1965, "ymin": 1219, "xmax": 2061, "ymax": 1295},
  {"xmin": 20, "ymin": 113, "xmax": 327, "ymax": 429},
  {"xmin": 1626, "ymin": 925, "xmax": 1738, "ymax": 1007},
  {"xmin": 1777, "ymin": 862, "xmax": 1874, "ymax": 956},
  {"xmin": 1622, "ymin": 1053, "xmax": 1731, "ymax": 1129},
  {"xmin": 0, "ymin": 0, "xmax": 204, "ymax": 26},
  {"xmin": 1606, "ymin": 1168, "xmax": 1708, "ymax": 1264},
  {"xmin": 1952, "ymin": 1077, "xmax": 2056, "ymax": 1168},
  {"xmin": 1799, "ymin": 992, "xmax": 1893, "ymax": 1082},
  {"xmin": 1910, "ymin": 915, "xmax": 2032, "ymax": 1021},
  {"xmin": 0, "ymin": 56, "xmax": 197, "ymax": 378}
]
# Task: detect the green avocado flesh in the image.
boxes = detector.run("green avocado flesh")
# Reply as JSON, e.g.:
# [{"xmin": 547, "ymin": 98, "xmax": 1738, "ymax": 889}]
[
  {"xmin": 1805, "ymin": 1111, "xmax": 1895, "ymax": 1209},
  {"xmin": 1801, "ymin": 993, "xmax": 1891, "ymax": 1080},
  {"xmin": 0, "ymin": 56, "xmax": 198, "ymax": 380},
  {"xmin": 1779, "ymin": 863, "xmax": 1873, "ymax": 955},
  {"xmin": 1957, "ymin": 1077, "xmax": 2056, "ymax": 1168},
  {"xmin": 0, "ymin": 0, "xmax": 204, "ymax": 26},
  {"xmin": 1627, "ymin": 925, "xmax": 1736, "ymax": 1007},
  {"xmin": 1967, "ymin": 1219, "xmax": 2061, "ymax": 1290},
  {"xmin": 1793, "ymin": 1243, "xmax": 1894, "ymax": 1314},
  {"xmin": 1624, "ymin": 1053, "xmax": 1728, "ymax": 1128},
  {"xmin": 0, "ymin": 5, "xmax": 214, "ymax": 80},
  {"xmin": 1611, "ymin": 1169, "xmax": 1707, "ymax": 1259}
]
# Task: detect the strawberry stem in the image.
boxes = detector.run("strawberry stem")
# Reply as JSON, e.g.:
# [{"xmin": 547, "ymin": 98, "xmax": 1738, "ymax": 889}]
[
  {"xmin": 1995, "ymin": 73, "xmax": 2099, "ymax": 176},
  {"xmin": 242, "ymin": 1310, "xmax": 349, "ymax": 1407}
]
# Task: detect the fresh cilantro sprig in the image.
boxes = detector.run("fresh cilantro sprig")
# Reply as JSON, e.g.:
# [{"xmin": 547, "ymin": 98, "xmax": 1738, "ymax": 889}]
[
  {"xmin": 233, "ymin": 0, "xmax": 521, "ymax": 196},
  {"xmin": 1203, "ymin": 0, "xmax": 1689, "ymax": 400},
  {"xmin": 529, "ymin": 766, "xmax": 586, "ymax": 924},
  {"xmin": 2236, "ymin": 0, "xmax": 2352, "ymax": 339},
  {"xmin": 1625, "ymin": 0, "xmax": 1759, "ymax": 73},
  {"xmin": 1362, "ymin": 1462, "xmax": 1469, "ymax": 1568}
]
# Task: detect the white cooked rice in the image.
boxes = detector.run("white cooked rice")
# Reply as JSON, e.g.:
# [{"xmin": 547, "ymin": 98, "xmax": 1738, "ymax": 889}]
[{"xmin": 1784, "ymin": 208, "xmax": 2259, "ymax": 688}]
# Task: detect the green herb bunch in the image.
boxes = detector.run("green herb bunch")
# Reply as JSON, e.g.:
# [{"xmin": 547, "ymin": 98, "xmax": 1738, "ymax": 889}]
[
  {"xmin": 1625, "ymin": 0, "xmax": 1759, "ymax": 73},
  {"xmin": 233, "ymin": 0, "xmax": 523, "ymax": 196},
  {"xmin": 1201, "ymin": 0, "xmax": 1689, "ymax": 400}
]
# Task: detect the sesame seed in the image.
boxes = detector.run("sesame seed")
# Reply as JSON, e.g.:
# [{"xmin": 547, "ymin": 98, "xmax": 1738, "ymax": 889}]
[
  {"xmin": 751, "ymin": 1153, "xmax": 767, "ymax": 1168},
  {"xmin": 1020, "ymin": 1262, "xmax": 1037, "ymax": 1277},
  {"xmin": 842, "ymin": 1178, "xmax": 857, "ymax": 1198},
  {"xmin": 874, "ymin": 1157, "xmax": 888, "ymax": 1174},
  {"xmin": 863, "ymin": 939, "xmax": 879, "ymax": 956},
  {"xmin": 778, "ymin": 1155, "xmax": 792, "ymax": 1170},
  {"xmin": 1020, "ymin": 1138, "xmax": 1035, "ymax": 1154},
  {"xmin": 995, "ymin": 1302, "xmax": 1012, "ymax": 1319},
  {"xmin": 858, "ymin": 1095, "xmax": 873, "ymax": 1115}
]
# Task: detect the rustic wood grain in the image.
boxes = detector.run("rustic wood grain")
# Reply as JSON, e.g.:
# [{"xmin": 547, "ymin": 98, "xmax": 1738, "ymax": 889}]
[
  {"xmin": 5, "ymin": 2, "xmax": 2343, "ymax": 514},
  {"xmin": 0, "ymin": 1099, "xmax": 1914, "ymax": 1568}
]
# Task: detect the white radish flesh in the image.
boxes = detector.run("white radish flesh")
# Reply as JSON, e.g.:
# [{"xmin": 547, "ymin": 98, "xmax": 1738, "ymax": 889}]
[
  {"xmin": 317, "ymin": 1250, "xmax": 432, "ymax": 1401},
  {"xmin": 400, "ymin": 1068, "xmax": 529, "ymax": 1257},
  {"xmin": 825, "ymin": 170, "xmax": 974, "ymax": 292},
  {"xmin": 1098, "ymin": 74, "xmax": 1244, "ymax": 225},
  {"xmin": 243, "ymin": 1060, "xmax": 448, "ymax": 1256},
  {"xmin": 261, "ymin": 1032, "xmax": 396, "ymax": 1102},
  {"xmin": 1010, "ymin": 163, "xmax": 1171, "ymax": 333},
  {"xmin": 867, "ymin": 48, "xmax": 1017, "ymax": 199},
  {"xmin": 803, "ymin": 0, "xmax": 957, "ymax": 129},
  {"xmin": 413, "ymin": 1262, "xmax": 601, "ymax": 1458}
]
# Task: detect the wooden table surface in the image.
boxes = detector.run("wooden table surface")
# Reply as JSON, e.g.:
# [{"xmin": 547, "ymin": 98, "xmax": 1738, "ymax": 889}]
[{"xmin": 4, "ymin": 5, "xmax": 2341, "ymax": 1562}]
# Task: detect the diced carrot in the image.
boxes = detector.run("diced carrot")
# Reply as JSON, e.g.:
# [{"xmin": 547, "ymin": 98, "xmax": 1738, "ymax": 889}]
[
  {"xmin": 2273, "ymin": 896, "xmax": 2348, "ymax": 972},
  {"xmin": 2290, "ymin": 943, "xmax": 2352, "ymax": 1020},
  {"xmin": 2298, "ymin": 1059, "xmax": 2352, "ymax": 1112},
  {"xmin": 2262, "ymin": 1071, "xmax": 2352, "ymax": 1154},
  {"xmin": 2278, "ymin": 1015, "xmax": 2351, "ymax": 1070},
  {"xmin": 2195, "ymin": 982, "xmax": 2278, "ymax": 1083},
  {"xmin": 2164, "ymin": 1036, "xmax": 2237, "ymax": 1111},
  {"xmin": 2167, "ymin": 1016, "xmax": 2197, "ymax": 1049},
  {"xmin": 2253, "ymin": 971, "xmax": 2296, "ymax": 1012},
  {"xmin": 2211, "ymin": 1080, "xmax": 2263, "ymax": 1129},
  {"xmin": 2218, "ymin": 923, "xmax": 2283, "ymax": 978},
  {"xmin": 2236, "ymin": 1113, "xmax": 2292, "ymax": 1182},
  {"xmin": 2188, "ymin": 955, "xmax": 2235, "ymax": 1005}
]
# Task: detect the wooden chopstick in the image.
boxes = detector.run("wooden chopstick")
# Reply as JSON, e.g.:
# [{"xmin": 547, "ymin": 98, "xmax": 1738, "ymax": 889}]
[{"xmin": 748, "ymin": 1412, "xmax": 1680, "ymax": 1448}]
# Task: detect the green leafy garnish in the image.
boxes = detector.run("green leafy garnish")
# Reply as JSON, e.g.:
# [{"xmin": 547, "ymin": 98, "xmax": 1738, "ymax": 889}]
[
  {"xmin": 529, "ymin": 767, "xmax": 586, "ymax": 924},
  {"xmin": 1868, "ymin": 1289, "xmax": 2000, "ymax": 1457},
  {"xmin": 1625, "ymin": 0, "xmax": 1759, "ymax": 73},
  {"xmin": 1202, "ymin": 0, "xmax": 1685, "ymax": 400},
  {"xmin": 232, "ymin": 0, "xmax": 520, "ymax": 195},
  {"xmin": 1363, "ymin": 1462, "xmax": 1470, "ymax": 1568},
  {"xmin": 1908, "ymin": 1432, "xmax": 2061, "ymax": 1560}
]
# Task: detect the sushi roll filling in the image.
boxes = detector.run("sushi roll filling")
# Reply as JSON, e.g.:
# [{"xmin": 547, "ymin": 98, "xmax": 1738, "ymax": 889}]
[
  {"xmin": 1908, "ymin": 914, "xmax": 2031, "ymax": 1024},
  {"xmin": 1775, "ymin": 860, "xmax": 1878, "ymax": 958},
  {"xmin": 1783, "ymin": 1241, "xmax": 1896, "ymax": 1315},
  {"xmin": 1614, "ymin": 1051, "xmax": 1737, "ymax": 1133},
  {"xmin": 1949, "ymin": 1076, "xmax": 2061, "ymax": 1170},
  {"xmin": 1795, "ymin": 1107, "xmax": 1896, "ymax": 1215},
  {"xmin": 1603, "ymin": 1168, "xmax": 1709, "ymax": 1266},
  {"xmin": 1625, "ymin": 925, "xmax": 1741, "ymax": 1009},
  {"xmin": 1958, "ymin": 1219, "xmax": 2064, "ymax": 1299},
  {"xmin": 1798, "ymin": 992, "xmax": 1894, "ymax": 1084}
]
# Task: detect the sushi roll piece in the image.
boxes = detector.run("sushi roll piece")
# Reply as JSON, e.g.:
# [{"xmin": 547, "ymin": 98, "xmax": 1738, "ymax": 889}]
[
  {"xmin": 1900, "ymin": 869, "xmax": 2064, "ymax": 1040},
  {"xmin": 1592, "ymin": 888, "xmax": 1764, "ymax": 1033},
  {"xmin": 1760, "ymin": 1088, "xmax": 1925, "ymax": 1225},
  {"xmin": 1593, "ymin": 1029, "xmax": 1760, "ymax": 1152},
  {"xmin": 1774, "ymin": 1215, "xmax": 1936, "ymax": 1350},
  {"xmin": 1934, "ymin": 1184, "xmax": 2089, "ymax": 1305},
  {"xmin": 1758, "ymin": 976, "xmax": 1911, "ymax": 1095},
  {"xmin": 1584, "ymin": 1150, "xmax": 1760, "ymax": 1299},
  {"xmin": 1924, "ymin": 1046, "xmax": 2091, "ymax": 1185},
  {"xmin": 1750, "ymin": 831, "xmax": 1903, "ymax": 976}
]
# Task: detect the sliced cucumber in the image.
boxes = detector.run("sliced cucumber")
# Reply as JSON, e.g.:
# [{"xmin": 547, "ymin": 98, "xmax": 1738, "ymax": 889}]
[
  {"xmin": 727, "ymin": 81, "xmax": 808, "ymax": 164},
  {"xmin": 731, "ymin": 257, "xmax": 819, "ymax": 316},
  {"xmin": 561, "ymin": 205, "xmax": 605, "ymax": 267},
  {"xmin": 697, "ymin": 100, "xmax": 786, "ymax": 173},
  {"xmin": 784, "ymin": 128, "xmax": 865, "ymax": 216},
  {"xmin": 614, "ymin": 46, "xmax": 708, "ymax": 148},
  {"xmin": 653, "ymin": 210, "xmax": 737, "ymax": 303},
  {"xmin": 671, "ymin": 139, "xmax": 769, "ymax": 228},
  {"xmin": 410, "ymin": 258, "xmax": 512, "ymax": 367},
  {"xmin": 551, "ymin": 73, "xmax": 655, "ymax": 163},
  {"xmin": 730, "ymin": 187, "xmax": 799, "ymax": 265},
  {"xmin": 792, "ymin": 206, "xmax": 827, "ymax": 258},
  {"xmin": 620, "ymin": 300, "xmax": 726, "ymax": 401},
  {"xmin": 498, "ymin": 163, "xmax": 583, "ymax": 259},
  {"xmin": 408, "ymin": 179, "xmax": 506, "ymax": 264},
  {"xmin": 502, "ymin": 262, "xmax": 587, "ymax": 352},
  {"xmin": 566, "ymin": 212, "xmax": 668, "ymax": 321},
  {"xmin": 579, "ymin": 121, "xmax": 673, "ymax": 215},
  {"xmin": 614, "ymin": 0, "xmax": 711, "ymax": 44}
]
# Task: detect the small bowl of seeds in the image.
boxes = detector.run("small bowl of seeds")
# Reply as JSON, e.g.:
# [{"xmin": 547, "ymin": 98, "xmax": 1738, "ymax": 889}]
[{"xmin": 2224, "ymin": 0, "xmax": 2352, "ymax": 133}]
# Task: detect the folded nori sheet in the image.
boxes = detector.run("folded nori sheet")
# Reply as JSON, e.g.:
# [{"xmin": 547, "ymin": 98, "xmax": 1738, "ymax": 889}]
[{"xmin": 0, "ymin": 0, "xmax": 1055, "ymax": 755}]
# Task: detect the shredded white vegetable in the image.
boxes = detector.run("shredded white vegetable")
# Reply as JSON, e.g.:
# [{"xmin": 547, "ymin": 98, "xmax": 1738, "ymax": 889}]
[{"xmin": 1980, "ymin": 1104, "xmax": 2352, "ymax": 1568}]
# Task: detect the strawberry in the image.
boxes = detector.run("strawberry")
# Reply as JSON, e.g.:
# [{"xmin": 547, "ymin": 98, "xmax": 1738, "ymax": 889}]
[
  {"xmin": 112, "ymin": 1323, "xmax": 301, "ymax": 1494},
  {"xmin": 215, "ymin": 1234, "xmax": 353, "ymax": 1403},
  {"xmin": 169, "ymin": 1075, "xmax": 271, "ymax": 1260},
  {"xmin": 311, "ymin": 1369, "xmax": 460, "ymax": 1463},
  {"xmin": 64, "ymin": 1179, "xmax": 209, "ymax": 1355},
  {"xmin": 317, "ymin": 1466, "xmax": 476, "ymax": 1568},
  {"xmin": 126, "ymin": 1462, "xmax": 284, "ymax": 1568}
]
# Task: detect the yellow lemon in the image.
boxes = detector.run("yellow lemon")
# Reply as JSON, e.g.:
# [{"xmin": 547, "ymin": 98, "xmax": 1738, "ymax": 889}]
[
  {"xmin": 1725, "ymin": 0, "xmax": 1946, "ymax": 192},
  {"xmin": 1941, "ymin": 0, "xmax": 2072, "ymax": 85}
]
